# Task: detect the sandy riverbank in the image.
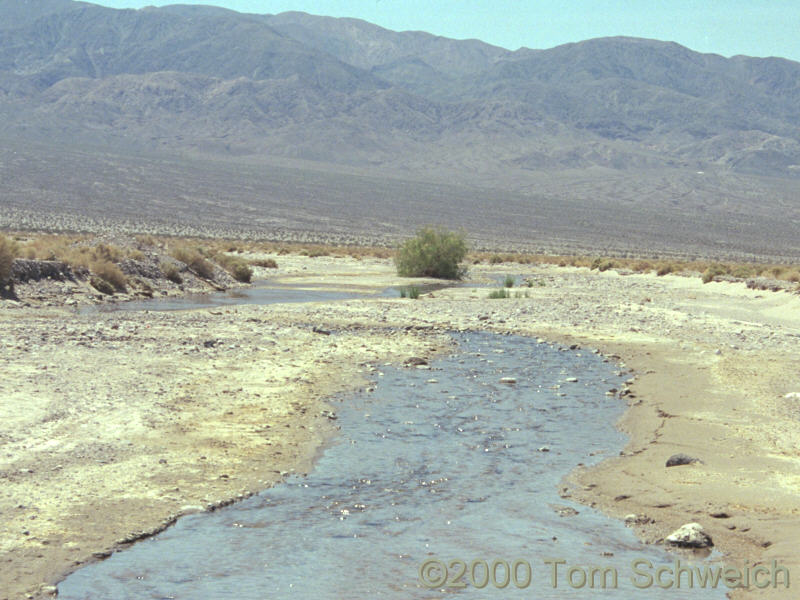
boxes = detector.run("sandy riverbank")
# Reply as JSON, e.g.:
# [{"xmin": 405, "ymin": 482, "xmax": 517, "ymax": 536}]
[{"xmin": 2, "ymin": 254, "xmax": 799, "ymax": 598}]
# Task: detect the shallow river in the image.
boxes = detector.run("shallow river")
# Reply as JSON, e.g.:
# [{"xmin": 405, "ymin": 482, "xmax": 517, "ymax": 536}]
[{"xmin": 58, "ymin": 332, "xmax": 725, "ymax": 599}]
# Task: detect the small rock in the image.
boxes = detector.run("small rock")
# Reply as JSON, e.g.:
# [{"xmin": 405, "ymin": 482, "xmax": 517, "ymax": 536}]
[
  {"xmin": 564, "ymin": 377, "xmax": 578, "ymax": 383},
  {"xmin": 784, "ymin": 392, "xmax": 800, "ymax": 400},
  {"xmin": 624, "ymin": 513, "xmax": 651, "ymax": 525},
  {"xmin": 499, "ymin": 377, "xmax": 517, "ymax": 384},
  {"xmin": 550, "ymin": 504, "xmax": 579, "ymax": 517},
  {"xmin": 404, "ymin": 357, "xmax": 428, "ymax": 367},
  {"xmin": 666, "ymin": 523, "xmax": 713, "ymax": 548},
  {"xmin": 537, "ymin": 446, "xmax": 550, "ymax": 452},
  {"xmin": 666, "ymin": 453, "xmax": 701, "ymax": 468}
]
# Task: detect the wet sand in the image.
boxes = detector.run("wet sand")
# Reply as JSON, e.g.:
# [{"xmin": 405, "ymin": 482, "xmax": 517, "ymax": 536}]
[{"xmin": 1, "ymin": 254, "xmax": 799, "ymax": 598}]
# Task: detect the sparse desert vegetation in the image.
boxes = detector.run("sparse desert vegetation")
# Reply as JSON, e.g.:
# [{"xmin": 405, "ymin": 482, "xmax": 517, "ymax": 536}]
[
  {"xmin": 0, "ymin": 233, "xmax": 17, "ymax": 286},
  {"xmin": 169, "ymin": 245, "xmax": 216, "ymax": 280}
]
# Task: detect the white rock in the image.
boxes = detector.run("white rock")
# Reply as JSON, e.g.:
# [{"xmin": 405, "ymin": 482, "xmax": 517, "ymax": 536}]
[
  {"xmin": 666, "ymin": 523, "xmax": 713, "ymax": 548},
  {"xmin": 499, "ymin": 377, "xmax": 517, "ymax": 384},
  {"xmin": 784, "ymin": 392, "xmax": 800, "ymax": 400}
]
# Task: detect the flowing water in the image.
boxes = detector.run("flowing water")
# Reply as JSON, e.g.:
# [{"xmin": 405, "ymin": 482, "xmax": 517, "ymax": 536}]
[{"xmin": 58, "ymin": 332, "xmax": 725, "ymax": 599}]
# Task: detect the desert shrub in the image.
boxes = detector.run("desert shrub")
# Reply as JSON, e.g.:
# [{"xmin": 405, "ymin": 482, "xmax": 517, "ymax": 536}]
[
  {"xmin": 91, "ymin": 260, "xmax": 127, "ymax": 291},
  {"xmin": 488, "ymin": 254, "xmax": 504, "ymax": 265},
  {"xmin": 0, "ymin": 234, "xmax": 18, "ymax": 284},
  {"xmin": 787, "ymin": 271, "xmax": 800, "ymax": 283},
  {"xmin": 632, "ymin": 260, "xmax": 653, "ymax": 273},
  {"xmin": 135, "ymin": 234, "xmax": 157, "ymax": 247},
  {"xmin": 488, "ymin": 288, "xmax": 510, "ymax": 299},
  {"xmin": 171, "ymin": 246, "xmax": 215, "ymax": 279},
  {"xmin": 730, "ymin": 264, "xmax": 755, "ymax": 279},
  {"xmin": 702, "ymin": 264, "xmax": 728, "ymax": 284},
  {"xmin": 395, "ymin": 227, "xmax": 468, "ymax": 280},
  {"xmin": 504, "ymin": 275, "xmax": 515, "ymax": 288},
  {"xmin": 161, "ymin": 263, "xmax": 183, "ymax": 284},
  {"xmin": 656, "ymin": 262, "xmax": 674, "ymax": 276},
  {"xmin": 250, "ymin": 258, "xmax": 278, "ymax": 269},
  {"xmin": 300, "ymin": 246, "xmax": 330, "ymax": 258},
  {"xmin": 214, "ymin": 253, "xmax": 253, "ymax": 283},
  {"xmin": 94, "ymin": 243, "xmax": 124, "ymax": 263},
  {"xmin": 230, "ymin": 262, "xmax": 253, "ymax": 283},
  {"xmin": 128, "ymin": 249, "xmax": 145, "ymax": 262},
  {"xmin": 591, "ymin": 257, "xmax": 616, "ymax": 272}
]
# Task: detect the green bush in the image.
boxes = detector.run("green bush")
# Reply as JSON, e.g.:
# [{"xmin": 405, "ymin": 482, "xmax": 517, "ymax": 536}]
[
  {"xmin": 0, "ymin": 234, "xmax": 18, "ymax": 284},
  {"xmin": 503, "ymin": 275, "xmax": 515, "ymax": 288},
  {"xmin": 488, "ymin": 288, "xmax": 510, "ymax": 299},
  {"xmin": 395, "ymin": 227, "xmax": 468, "ymax": 280}
]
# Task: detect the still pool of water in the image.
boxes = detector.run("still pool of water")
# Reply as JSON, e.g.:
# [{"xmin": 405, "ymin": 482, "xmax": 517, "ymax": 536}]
[
  {"xmin": 77, "ymin": 281, "xmax": 457, "ymax": 313},
  {"xmin": 58, "ymin": 332, "xmax": 725, "ymax": 599}
]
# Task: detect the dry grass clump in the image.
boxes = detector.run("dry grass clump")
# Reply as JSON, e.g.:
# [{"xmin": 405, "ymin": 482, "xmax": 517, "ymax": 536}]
[
  {"xmin": 299, "ymin": 246, "xmax": 330, "ymax": 258},
  {"xmin": 590, "ymin": 257, "xmax": 619, "ymax": 272},
  {"xmin": 249, "ymin": 258, "xmax": 278, "ymax": 269},
  {"xmin": 655, "ymin": 262, "xmax": 675, "ymax": 276},
  {"xmin": 701, "ymin": 263, "xmax": 728, "ymax": 283},
  {"xmin": 0, "ymin": 234, "xmax": 18, "ymax": 284},
  {"xmin": 161, "ymin": 262, "xmax": 183, "ymax": 284},
  {"xmin": 14, "ymin": 235, "xmax": 130, "ymax": 291},
  {"xmin": 170, "ymin": 245, "xmax": 215, "ymax": 280},
  {"xmin": 214, "ymin": 253, "xmax": 253, "ymax": 283},
  {"xmin": 91, "ymin": 260, "xmax": 127, "ymax": 291}
]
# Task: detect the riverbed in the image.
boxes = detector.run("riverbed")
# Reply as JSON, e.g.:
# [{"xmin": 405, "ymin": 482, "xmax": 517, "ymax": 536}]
[{"xmin": 57, "ymin": 332, "xmax": 724, "ymax": 599}]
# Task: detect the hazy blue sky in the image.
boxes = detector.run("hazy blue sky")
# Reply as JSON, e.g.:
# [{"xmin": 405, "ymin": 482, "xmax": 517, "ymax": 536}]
[{"xmin": 91, "ymin": 0, "xmax": 800, "ymax": 61}]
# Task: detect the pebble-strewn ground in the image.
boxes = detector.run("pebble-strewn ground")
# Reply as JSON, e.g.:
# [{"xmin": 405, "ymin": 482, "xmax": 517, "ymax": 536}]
[{"xmin": 2, "ymin": 255, "xmax": 799, "ymax": 599}]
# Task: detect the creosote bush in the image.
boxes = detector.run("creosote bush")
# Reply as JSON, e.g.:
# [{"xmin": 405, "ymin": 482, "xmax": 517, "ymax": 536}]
[{"xmin": 395, "ymin": 227, "xmax": 468, "ymax": 280}]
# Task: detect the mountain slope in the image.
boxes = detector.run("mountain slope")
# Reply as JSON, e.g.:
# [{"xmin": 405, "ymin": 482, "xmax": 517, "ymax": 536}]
[{"xmin": 0, "ymin": 1, "xmax": 799, "ymax": 258}]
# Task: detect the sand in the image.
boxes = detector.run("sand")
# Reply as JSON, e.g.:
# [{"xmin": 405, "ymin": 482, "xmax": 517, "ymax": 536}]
[{"xmin": 1, "ymin": 254, "xmax": 798, "ymax": 599}]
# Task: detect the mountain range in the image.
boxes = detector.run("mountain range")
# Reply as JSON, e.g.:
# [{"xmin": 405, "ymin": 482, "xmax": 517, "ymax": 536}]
[{"xmin": 1, "ymin": 0, "xmax": 799, "ymax": 259}]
